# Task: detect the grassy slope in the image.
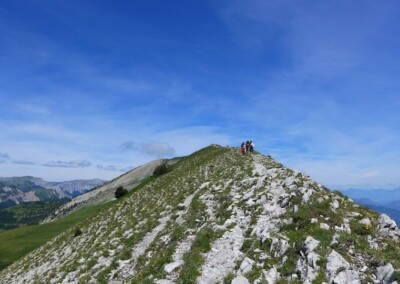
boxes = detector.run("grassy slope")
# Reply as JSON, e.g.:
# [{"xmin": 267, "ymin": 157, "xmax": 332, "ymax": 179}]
[
  {"xmin": 0, "ymin": 202, "xmax": 113, "ymax": 268},
  {"xmin": 0, "ymin": 164, "xmax": 169, "ymax": 269}
]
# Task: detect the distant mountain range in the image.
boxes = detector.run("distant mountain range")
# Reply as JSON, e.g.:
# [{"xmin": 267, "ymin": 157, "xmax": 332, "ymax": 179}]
[
  {"xmin": 340, "ymin": 188, "xmax": 400, "ymax": 224},
  {"xmin": 0, "ymin": 177, "xmax": 106, "ymax": 210}
]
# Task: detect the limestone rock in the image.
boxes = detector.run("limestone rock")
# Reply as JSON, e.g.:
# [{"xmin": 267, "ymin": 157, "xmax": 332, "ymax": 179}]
[
  {"xmin": 232, "ymin": 275, "xmax": 250, "ymax": 284},
  {"xmin": 164, "ymin": 261, "xmax": 180, "ymax": 274},
  {"xmin": 326, "ymin": 250, "xmax": 360, "ymax": 284},
  {"xmin": 377, "ymin": 214, "xmax": 400, "ymax": 240},
  {"xmin": 331, "ymin": 199, "xmax": 340, "ymax": 210},
  {"xmin": 376, "ymin": 263, "xmax": 394, "ymax": 283},
  {"xmin": 263, "ymin": 267, "xmax": 278, "ymax": 284},
  {"xmin": 296, "ymin": 237, "xmax": 321, "ymax": 283},
  {"xmin": 320, "ymin": 223, "xmax": 330, "ymax": 230},
  {"xmin": 303, "ymin": 236, "xmax": 320, "ymax": 254},
  {"xmin": 240, "ymin": 257, "xmax": 255, "ymax": 274}
]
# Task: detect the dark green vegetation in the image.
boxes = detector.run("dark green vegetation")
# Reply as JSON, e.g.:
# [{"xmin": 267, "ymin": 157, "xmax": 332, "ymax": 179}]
[
  {"xmin": 392, "ymin": 271, "xmax": 400, "ymax": 282},
  {"xmin": 0, "ymin": 202, "xmax": 113, "ymax": 269},
  {"xmin": 114, "ymin": 186, "xmax": 128, "ymax": 199},
  {"xmin": 0, "ymin": 201, "xmax": 63, "ymax": 231},
  {"xmin": 74, "ymin": 228, "xmax": 83, "ymax": 237},
  {"xmin": 152, "ymin": 163, "xmax": 170, "ymax": 176}
]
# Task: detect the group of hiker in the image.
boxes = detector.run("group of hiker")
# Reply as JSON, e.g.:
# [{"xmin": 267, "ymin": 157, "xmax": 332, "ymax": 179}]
[{"xmin": 240, "ymin": 140, "xmax": 255, "ymax": 155}]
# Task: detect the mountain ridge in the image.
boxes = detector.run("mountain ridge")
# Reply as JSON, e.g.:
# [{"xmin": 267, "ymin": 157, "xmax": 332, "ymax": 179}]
[
  {"xmin": 0, "ymin": 177, "xmax": 106, "ymax": 210},
  {"xmin": 43, "ymin": 158, "xmax": 180, "ymax": 223},
  {"xmin": 1, "ymin": 145, "xmax": 399, "ymax": 283}
]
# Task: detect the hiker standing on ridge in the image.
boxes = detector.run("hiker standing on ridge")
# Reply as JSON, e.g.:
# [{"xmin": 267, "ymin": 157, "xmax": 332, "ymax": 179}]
[
  {"xmin": 240, "ymin": 142, "xmax": 246, "ymax": 155},
  {"xmin": 246, "ymin": 141, "xmax": 250, "ymax": 154},
  {"xmin": 250, "ymin": 141, "xmax": 255, "ymax": 155}
]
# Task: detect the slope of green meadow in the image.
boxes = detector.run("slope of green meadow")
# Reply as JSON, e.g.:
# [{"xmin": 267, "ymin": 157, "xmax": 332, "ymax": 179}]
[{"xmin": 0, "ymin": 202, "xmax": 113, "ymax": 269}]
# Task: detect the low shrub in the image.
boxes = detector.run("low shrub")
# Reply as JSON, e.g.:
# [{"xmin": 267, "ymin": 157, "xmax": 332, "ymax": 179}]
[
  {"xmin": 74, "ymin": 228, "xmax": 83, "ymax": 237},
  {"xmin": 153, "ymin": 164, "xmax": 169, "ymax": 176},
  {"xmin": 115, "ymin": 186, "xmax": 128, "ymax": 199},
  {"xmin": 391, "ymin": 271, "xmax": 400, "ymax": 282},
  {"xmin": 351, "ymin": 221, "xmax": 372, "ymax": 236}
]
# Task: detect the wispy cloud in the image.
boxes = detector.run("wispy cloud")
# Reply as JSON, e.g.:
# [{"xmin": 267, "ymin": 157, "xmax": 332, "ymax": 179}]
[
  {"xmin": 42, "ymin": 160, "xmax": 92, "ymax": 168},
  {"xmin": 18, "ymin": 104, "xmax": 52, "ymax": 116},
  {"xmin": 120, "ymin": 141, "xmax": 137, "ymax": 152},
  {"xmin": 96, "ymin": 164, "xmax": 120, "ymax": 171},
  {"xmin": 12, "ymin": 160, "xmax": 36, "ymax": 165},
  {"xmin": 0, "ymin": 152, "xmax": 10, "ymax": 159},
  {"xmin": 140, "ymin": 142, "xmax": 175, "ymax": 158}
]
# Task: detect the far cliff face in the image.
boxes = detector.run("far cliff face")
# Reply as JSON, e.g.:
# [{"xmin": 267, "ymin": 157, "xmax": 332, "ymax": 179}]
[
  {"xmin": 0, "ymin": 177, "xmax": 105, "ymax": 209},
  {"xmin": 1, "ymin": 145, "xmax": 399, "ymax": 283}
]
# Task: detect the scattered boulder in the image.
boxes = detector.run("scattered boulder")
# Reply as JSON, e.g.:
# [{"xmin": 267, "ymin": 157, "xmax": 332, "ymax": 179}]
[
  {"xmin": 232, "ymin": 275, "xmax": 250, "ymax": 284},
  {"xmin": 263, "ymin": 267, "xmax": 278, "ymax": 284},
  {"xmin": 326, "ymin": 250, "xmax": 360, "ymax": 284},
  {"xmin": 330, "ymin": 233, "xmax": 340, "ymax": 246},
  {"xmin": 270, "ymin": 238, "xmax": 290, "ymax": 257},
  {"xmin": 164, "ymin": 261, "xmax": 181, "ymax": 274},
  {"xmin": 296, "ymin": 236, "xmax": 321, "ymax": 283},
  {"xmin": 358, "ymin": 218, "xmax": 371, "ymax": 226},
  {"xmin": 303, "ymin": 236, "xmax": 320, "ymax": 254},
  {"xmin": 376, "ymin": 263, "xmax": 394, "ymax": 283},
  {"xmin": 377, "ymin": 214, "xmax": 400, "ymax": 240},
  {"xmin": 331, "ymin": 199, "xmax": 340, "ymax": 210},
  {"xmin": 335, "ymin": 223, "xmax": 351, "ymax": 234},
  {"xmin": 239, "ymin": 257, "xmax": 255, "ymax": 274},
  {"xmin": 320, "ymin": 223, "xmax": 330, "ymax": 230}
]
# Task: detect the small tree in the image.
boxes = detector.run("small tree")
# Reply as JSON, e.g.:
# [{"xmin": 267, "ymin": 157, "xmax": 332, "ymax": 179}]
[
  {"xmin": 115, "ymin": 186, "xmax": 128, "ymax": 199},
  {"xmin": 153, "ymin": 164, "xmax": 169, "ymax": 177},
  {"xmin": 74, "ymin": 228, "xmax": 83, "ymax": 237}
]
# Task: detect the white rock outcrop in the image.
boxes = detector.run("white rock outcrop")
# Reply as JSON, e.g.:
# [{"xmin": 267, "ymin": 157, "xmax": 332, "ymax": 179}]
[
  {"xmin": 320, "ymin": 223, "xmax": 330, "ymax": 230},
  {"xmin": 232, "ymin": 275, "xmax": 250, "ymax": 284},
  {"xmin": 376, "ymin": 263, "xmax": 394, "ymax": 283},
  {"xmin": 377, "ymin": 214, "xmax": 400, "ymax": 240},
  {"xmin": 296, "ymin": 236, "xmax": 321, "ymax": 283},
  {"xmin": 358, "ymin": 218, "xmax": 371, "ymax": 226},
  {"xmin": 326, "ymin": 250, "xmax": 360, "ymax": 284},
  {"xmin": 240, "ymin": 257, "xmax": 255, "ymax": 274}
]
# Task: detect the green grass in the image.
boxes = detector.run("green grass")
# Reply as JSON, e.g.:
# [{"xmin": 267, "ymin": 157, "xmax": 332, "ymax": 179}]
[
  {"xmin": 0, "ymin": 202, "xmax": 113, "ymax": 268},
  {"xmin": 179, "ymin": 227, "xmax": 223, "ymax": 283}
]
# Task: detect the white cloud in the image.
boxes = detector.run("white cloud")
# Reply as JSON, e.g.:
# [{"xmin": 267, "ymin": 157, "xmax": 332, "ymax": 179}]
[{"xmin": 42, "ymin": 160, "xmax": 92, "ymax": 168}]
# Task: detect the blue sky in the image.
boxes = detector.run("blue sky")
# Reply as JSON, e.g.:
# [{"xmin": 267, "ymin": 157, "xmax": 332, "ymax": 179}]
[{"xmin": 0, "ymin": 0, "xmax": 399, "ymax": 189}]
